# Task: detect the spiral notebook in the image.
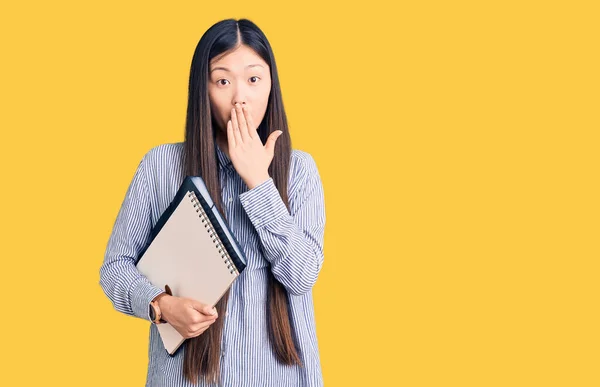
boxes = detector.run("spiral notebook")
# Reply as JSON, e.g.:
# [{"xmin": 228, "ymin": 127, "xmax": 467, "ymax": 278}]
[{"xmin": 135, "ymin": 175, "xmax": 247, "ymax": 356}]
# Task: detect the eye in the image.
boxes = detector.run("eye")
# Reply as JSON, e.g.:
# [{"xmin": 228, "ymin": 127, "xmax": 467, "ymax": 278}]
[
  {"xmin": 249, "ymin": 76, "xmax": 260, "ymax": 83},
  {"xmin": 217, "ymin": 79, "xmax": 230, "ymax": 86}
]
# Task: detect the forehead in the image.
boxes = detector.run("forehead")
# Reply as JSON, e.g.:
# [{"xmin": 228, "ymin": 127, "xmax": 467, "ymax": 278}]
[{"xmin": 210, "ymin": 45, "xmax": 268, "ymax": 72}]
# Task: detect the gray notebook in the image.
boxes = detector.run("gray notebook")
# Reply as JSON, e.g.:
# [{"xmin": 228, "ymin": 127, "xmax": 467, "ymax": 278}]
[{"xmin": 136, "ymin": 176, "xmax": 247, "ymax": 355}]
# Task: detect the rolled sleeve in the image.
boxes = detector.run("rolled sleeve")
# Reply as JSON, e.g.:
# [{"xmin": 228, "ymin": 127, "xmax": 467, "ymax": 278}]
[
  {"xmin": 131, "ymin": 276, "xmax": 164, "ymax": 322},
  {"xmin": 239, "ymin": 178, "xmax": 289, "ymax": 229},
  {"xmin": 238, "ymin": 154, "xmax": 326, "ymax": 296},
  {"xmin": 99, "ymin": 151, "xmax": 164, "ymax": 322}
]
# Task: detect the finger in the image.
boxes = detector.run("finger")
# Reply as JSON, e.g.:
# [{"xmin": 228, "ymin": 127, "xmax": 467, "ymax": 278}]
[
  {"xmin": 191, "ymin": 301, "xmax": 218, "ymax": 316},
  {"xmin": 190, "ymin": 313, "xmax": 217, "ymax": 327},
  {"xmin": 185, "ymin": 325, "xmax": 207, "ymax": 339},
  {"xmin": 231, "ymin": 108, "xmax": 243, "ymax": 146},
  {"xmin": 227, "ymin": 119, "xmax": 236, "ymax": 148},
  {"xmin": 202, "ymin": 304, "xmax": 218, "ymax": 316},
  {"xmin": 242, "ymin": 105, "xmax": 256, "ymax": 140},
  {"xmin": 189, "ymin": 319, "xmax": 217, "ymax": 337},
  {"xmin": 190, "ymin": 325, "xmax": 211, "ymax": 338},
  {"xmin": 193, "ymin": 318, "xmax": 217, "ymax": 332},
  {"xmin": 235, "ymin": 104, "xmax": 250, "ymax": 143}
]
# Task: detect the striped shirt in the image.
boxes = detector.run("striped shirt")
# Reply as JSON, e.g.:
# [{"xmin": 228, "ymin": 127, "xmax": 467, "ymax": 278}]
[{"xmin": 99, "ymin": 141, "xmax": 326, "ymax": 386}]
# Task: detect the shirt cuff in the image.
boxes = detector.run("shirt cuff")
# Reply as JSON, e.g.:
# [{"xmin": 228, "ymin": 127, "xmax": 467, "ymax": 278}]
[
  {"xmin": 129, "ymin": 276, "xmax": 165, "ymax": 322},
  {"xmin": 239, "ymin": 177, "xmax": 289, "ymax": 229}
]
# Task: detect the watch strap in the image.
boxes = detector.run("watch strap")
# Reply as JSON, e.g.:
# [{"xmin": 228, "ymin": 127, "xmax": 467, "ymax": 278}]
[{"xmin": 150, "ymin": 292, "xmax": 169, "ymax": 324}]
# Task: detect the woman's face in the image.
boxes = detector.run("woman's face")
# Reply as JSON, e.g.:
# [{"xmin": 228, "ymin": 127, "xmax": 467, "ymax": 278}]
[{"xmin": 208, "ymin": 45, "xmax": 272, "ymax": 135}]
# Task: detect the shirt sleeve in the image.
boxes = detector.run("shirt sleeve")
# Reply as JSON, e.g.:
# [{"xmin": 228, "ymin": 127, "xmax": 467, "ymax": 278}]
[
  {"xmin": 238, "ymin": 153, "xmax": 326, "ymax": 296},
  {"xmin": 99, "ymin": 151, "xmax": 164, "ymax": 322}
]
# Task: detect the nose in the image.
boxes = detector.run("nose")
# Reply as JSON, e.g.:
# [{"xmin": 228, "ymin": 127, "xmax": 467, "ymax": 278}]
[{"xmin": 232, "ymin": 83, "xmax": 248, "ymax": 107}]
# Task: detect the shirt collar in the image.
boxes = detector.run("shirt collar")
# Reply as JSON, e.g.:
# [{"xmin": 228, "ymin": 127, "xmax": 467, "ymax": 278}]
[{"xmin": 215, "ymin": 141, "xmax": 234, "ymax": 173}]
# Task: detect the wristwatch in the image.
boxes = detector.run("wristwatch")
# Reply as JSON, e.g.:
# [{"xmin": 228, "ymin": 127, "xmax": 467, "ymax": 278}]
[{"xmin": 149, "ymin": 293, "xmax": 169, "ymax": 324}]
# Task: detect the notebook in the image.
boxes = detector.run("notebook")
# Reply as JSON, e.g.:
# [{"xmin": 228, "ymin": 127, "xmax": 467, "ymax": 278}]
[{"xmin": 135, "ymin": 175, "xmax": 247, "ymax": 356}]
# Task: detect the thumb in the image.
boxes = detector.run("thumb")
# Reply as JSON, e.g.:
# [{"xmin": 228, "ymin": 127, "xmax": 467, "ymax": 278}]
[{"xmin": 265, "ymin": 130, "xmax": 283, "ymax": 155}]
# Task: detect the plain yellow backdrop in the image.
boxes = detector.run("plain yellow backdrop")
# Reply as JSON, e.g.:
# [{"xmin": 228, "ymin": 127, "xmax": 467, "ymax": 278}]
[{"xmin": 0, "ymin": 0, "xmax": 598, "ymax": 386}]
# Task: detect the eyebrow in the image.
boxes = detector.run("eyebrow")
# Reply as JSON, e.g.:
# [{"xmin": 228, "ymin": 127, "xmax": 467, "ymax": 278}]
[{"xmin": 210, "ymin": 64, "xmax": 264, "ymax": 73}]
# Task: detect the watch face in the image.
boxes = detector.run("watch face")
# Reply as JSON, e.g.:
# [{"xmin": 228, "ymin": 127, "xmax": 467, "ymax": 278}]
[{"xmin": 149, "ymin": 304, "xmax": 156, "ymax": 321}]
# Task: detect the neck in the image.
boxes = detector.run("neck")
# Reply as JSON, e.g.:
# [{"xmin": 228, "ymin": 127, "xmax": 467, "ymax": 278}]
[{"xmin": 215, "ymin": 130, "xmax": 230, "ymax": 160}]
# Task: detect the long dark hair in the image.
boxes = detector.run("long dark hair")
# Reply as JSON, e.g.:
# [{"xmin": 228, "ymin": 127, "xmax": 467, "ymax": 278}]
[{"xmin": 181, "ymin": 18, "xmax": 301, "ymax": 385}]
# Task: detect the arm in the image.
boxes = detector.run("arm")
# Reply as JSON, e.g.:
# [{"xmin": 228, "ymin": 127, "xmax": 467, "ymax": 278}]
[
  {"xmin": 238, "ymin": 153, "xmax": 326, "ymax": 296},
  {"xmin": 99, "ymin": 151, "xmax": 164, "ymax": 322}
]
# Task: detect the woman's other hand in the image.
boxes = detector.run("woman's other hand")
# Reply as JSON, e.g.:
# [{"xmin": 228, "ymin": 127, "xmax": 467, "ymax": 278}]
[{"xmin": 158, "ymin": 295, "xmax": 218, "ymax": 339}]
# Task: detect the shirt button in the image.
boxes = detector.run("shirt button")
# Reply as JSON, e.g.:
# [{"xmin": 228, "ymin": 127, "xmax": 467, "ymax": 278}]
[
  {"xmin": 243, "ymin": 200, "xmax": 249, "ymax": 206},
  {"xmin": 228, "ymin": 198, "xmax": 233, "ymax": 203}
]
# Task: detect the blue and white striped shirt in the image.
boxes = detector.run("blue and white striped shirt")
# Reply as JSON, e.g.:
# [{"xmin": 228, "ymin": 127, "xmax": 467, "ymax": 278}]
[{"xmin": 99, "ymin": 141, "xmax": 326, "ymax": 386}]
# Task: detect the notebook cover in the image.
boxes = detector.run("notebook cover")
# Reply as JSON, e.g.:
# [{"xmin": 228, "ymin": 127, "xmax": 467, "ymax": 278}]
[{"xmin": 135, "ymin": 175, "xmax": 247, "ymax": 356}]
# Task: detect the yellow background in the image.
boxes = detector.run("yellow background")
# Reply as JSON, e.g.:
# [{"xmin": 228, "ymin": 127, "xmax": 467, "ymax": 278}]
[{"xmin": 1, "ymin": 1, "xmax": 598, "ymax": 386}]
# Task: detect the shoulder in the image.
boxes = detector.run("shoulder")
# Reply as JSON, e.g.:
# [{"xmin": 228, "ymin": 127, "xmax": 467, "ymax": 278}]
[
  {"xmin": 290, "ymin": 149, "xmax": 319, "ymax": 176},
  {"xmin": 288, "ymin": 148, "xmax": 322, "ymax": 197},
  {"xmin": 134, "ymin": 142, "xmax": 185, "ymax": 192},
  {"xmin": 291, "ymin": 148, "xmax": 315, "ymax": 166},
  {"xmin": 139, "ymin": 142, "xmax": 184, "ymax": 172},
  {"xmin": 143, "ymin": 142, "xmax": 184, "ymax": 163}
]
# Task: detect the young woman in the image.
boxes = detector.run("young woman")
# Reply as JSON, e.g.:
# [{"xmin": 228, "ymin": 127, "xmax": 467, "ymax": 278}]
[{"xmin": 99, "ymin": 18, "xmax": 326, "ymax": 387}]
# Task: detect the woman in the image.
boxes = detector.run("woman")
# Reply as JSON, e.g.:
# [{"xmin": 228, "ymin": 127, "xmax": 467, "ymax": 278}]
[{"xmin": 99, "ymin": 18, "xmax": 326, "ymax": 387}]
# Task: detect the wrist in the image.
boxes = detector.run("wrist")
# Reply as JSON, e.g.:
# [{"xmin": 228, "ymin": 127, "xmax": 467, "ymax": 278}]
[
  {"xmin": 247, "ymin": 175, "xmax": 270, "ymax": 190},
  {"xmin": 150, "ymin": 293, "xmax": 171, "ymax": 324},
  {"xmin": 156, "ymin": 293, "xmax": 172, "ymax": 309},
  {"xmin": 157, "ymin": 294, "xmax": 173, "ymax": 322}
]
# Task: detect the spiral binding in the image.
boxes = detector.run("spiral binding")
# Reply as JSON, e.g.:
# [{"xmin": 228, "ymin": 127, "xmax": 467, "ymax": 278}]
[{"xmin": 187, "ymin": 191, "xmax": 239, "ymax": 276}]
